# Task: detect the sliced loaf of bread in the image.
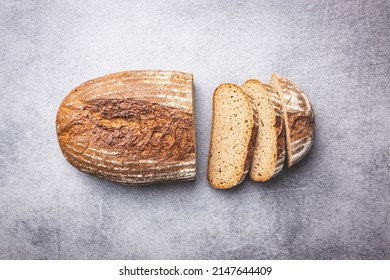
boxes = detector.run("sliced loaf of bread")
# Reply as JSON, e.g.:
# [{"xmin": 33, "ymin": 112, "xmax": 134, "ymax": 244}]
[
  {"xmin": 208, "ymin": 84, "xmax": 258, "ymax": 189},
  {"xmin": 242, "ymin": 79, "xmax": 286, "ymax": 181},
  {"xmin": 270, "ymin": 73, "xmax": 314, "ymax": 167}
]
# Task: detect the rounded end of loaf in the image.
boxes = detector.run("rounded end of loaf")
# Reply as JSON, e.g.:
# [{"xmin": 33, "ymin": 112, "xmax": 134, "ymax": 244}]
[{"xmin": 270, "ymin": 73, "xmax": 314, "ymax": 168}]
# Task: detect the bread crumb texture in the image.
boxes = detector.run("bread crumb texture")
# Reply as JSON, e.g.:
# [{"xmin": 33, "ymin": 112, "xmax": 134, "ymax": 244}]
[{"xmin": 208, "ymin": 84, "xmax": 254, "ymax": 189}]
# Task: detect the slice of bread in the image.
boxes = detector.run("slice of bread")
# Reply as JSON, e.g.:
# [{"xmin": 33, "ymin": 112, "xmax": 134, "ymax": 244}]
[
  {"xmin": 270, "ymin": 73, "xmax": 314, "ymax": 167},
  {"xmin": 207, "ymin": 83, "xmax": 258, "ymax": 189},
  {"xmin": 242, "ymin": 79, "xmax": 286, "ymax": 181}
]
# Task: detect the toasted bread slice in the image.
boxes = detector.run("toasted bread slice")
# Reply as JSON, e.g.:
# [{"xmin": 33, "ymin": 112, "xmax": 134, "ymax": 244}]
[
  {"xmin": 243, "ymin": 79, "xmax": 286, "ymax": 181},
  {"xmin": 270, "ymin": 74, "xmax": 314, "ymax": 167},
  {"xmin": 207, "ymin": 83, "xmax": 257, "ymax": 189}
]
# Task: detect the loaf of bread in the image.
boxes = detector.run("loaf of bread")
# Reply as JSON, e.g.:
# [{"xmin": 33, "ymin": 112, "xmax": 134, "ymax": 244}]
[
  {"xmin": 270, "ymin": 73, "xmax": 314, "ymax": 167},
  {"xmin": 56, "ymin": 70, "xmax": 196, "ymax": 184},
  {"xmin": 207, "ymin": 84, "xmax": 258, "ymax": 189},
  {"xmin": 242, "ymin": 79, "xmax": 286, "ymax": 181}
]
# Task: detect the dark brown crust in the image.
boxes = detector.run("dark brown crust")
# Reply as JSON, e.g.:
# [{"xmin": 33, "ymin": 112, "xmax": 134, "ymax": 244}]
[
  {"xmin": 56, "ymin": 70, "xmax": 196, "ymax": 184},
  {"xmin": 286, "ymin": 112, "xmax": 314, "ymax": 155}
]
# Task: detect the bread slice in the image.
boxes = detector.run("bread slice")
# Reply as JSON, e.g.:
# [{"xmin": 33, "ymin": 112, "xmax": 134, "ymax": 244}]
[
  {"xmin": 207, "ymin": 84, "xmax": 258, "ymax": 189},
  {"xmin": 242, "ymin": 79, "xmax": 286, "ymax": 181},
  {"xmin": 270, "ymin": 73, "xmax": 314, "ymax": 167}
]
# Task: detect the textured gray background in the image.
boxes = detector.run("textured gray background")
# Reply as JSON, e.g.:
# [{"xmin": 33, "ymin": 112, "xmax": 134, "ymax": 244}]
[{"xmin": 0, "ymin": 0, "xmax": 389, "ymax": 260}]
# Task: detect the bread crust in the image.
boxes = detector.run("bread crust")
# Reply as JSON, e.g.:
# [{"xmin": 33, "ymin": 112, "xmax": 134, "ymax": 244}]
[
  {"xmin": 239, "ymin": 90, "xmax": 259, "ymax": 184},
  {"xmin": 207, "ymin": 83, "xmax": 257, "ymax": 189},
  {"xmin": 56, "ymin": 70, "xmax": 196, "ymax": 184},
  {"xmin": 243, "ymin": 79, "xmax": 285, "ymax": 181},
  {"xmin": 271, "ymin": 73, "xmax": 314, "ymax": 167}
]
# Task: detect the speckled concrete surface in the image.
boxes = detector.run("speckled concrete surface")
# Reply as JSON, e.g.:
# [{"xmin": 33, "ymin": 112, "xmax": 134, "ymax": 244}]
[{"xmin": 0, "ymin": 0, "xmax": 389, "ymax": 259}]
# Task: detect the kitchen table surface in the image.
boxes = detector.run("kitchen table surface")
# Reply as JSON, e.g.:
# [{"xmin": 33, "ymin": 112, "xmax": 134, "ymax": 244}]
[{"xmin": 0, "ymin": 0, "xmax": 389, "ymax": 259}]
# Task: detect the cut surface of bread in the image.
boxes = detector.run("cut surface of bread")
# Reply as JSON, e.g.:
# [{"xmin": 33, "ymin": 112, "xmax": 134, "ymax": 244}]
[
  {"xmin": 271, "ymin": 73, "xmax": 314, "ymax": 167},
  {"xmin": 208, "ymin": 84, "xmax": 257, "ymax": 189},
  {"xmin": 243, "ymin": 79, "xmax": 285, "ymax": 181}
]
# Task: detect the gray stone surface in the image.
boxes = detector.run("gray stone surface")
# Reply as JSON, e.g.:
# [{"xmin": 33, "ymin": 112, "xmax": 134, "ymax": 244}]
[{"xmin": 0, "ymin": 0, "xmax": 389, "ymax": 260}]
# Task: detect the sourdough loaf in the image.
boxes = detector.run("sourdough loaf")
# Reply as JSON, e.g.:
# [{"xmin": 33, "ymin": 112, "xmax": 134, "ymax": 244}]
[
  {"xmin": 270, "ymin": 73, "xmax": 314, "ymax": 167},
  {"xmin": 56, "ymin": 70, "xmax": 196, "ymax": 184},
  {"xmin": 242, "ymin": 79, "xmax": 285, "ymax": 181},
  {"xmin": 207, "ymin": 84, "xmax": 258, "ymax": 189}
]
